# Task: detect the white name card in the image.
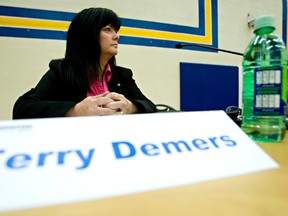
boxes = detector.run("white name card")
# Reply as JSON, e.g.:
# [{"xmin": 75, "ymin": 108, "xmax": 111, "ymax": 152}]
[{"xmin": 0, "ymin": 111, "xmax": 278, "ymax": 212}]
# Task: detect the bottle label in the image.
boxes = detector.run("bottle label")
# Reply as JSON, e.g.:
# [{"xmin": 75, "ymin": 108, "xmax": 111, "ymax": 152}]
[{"xmin": 253, "ymin": 66, "xmax": 286, "ymax": 116}]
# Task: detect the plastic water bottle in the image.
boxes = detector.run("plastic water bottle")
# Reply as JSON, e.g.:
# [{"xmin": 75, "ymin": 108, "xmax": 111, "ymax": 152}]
[{"xmin": 241, "ymin": 15, "xmax": 287, "ymax": 142}]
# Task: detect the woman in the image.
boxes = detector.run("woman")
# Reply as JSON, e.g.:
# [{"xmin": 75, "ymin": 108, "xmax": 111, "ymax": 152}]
[{"xmin": 13, "ymin": 7, "xmax": 156, "ymax": 119}]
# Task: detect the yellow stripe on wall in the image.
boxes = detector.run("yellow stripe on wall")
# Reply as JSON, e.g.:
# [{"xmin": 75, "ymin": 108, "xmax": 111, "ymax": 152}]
[
  {"xmin": 119, "ymin": 27, "xmax": 208, "ymax": 43},
  {"xmin": 0, "ymin": 0, "xmax": 213, "ymax": 44},
  {"xmin": 204, "ymin": 0, "xmax": 212, "ymax": 43},
  {"xmin": 0, "ymin": 16, "xmax": 70, "ymax": 30}
]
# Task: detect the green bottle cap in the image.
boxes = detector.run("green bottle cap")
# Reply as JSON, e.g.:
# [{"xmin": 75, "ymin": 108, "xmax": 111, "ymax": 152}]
[{"xmin": 254, "ymin": 15, "xmax": 275, "ymax": 31}]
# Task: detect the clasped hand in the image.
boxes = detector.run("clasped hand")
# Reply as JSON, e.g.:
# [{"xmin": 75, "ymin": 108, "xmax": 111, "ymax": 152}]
[{"xmin": 66, "ymin": 91, "xmax": 139, "ymax": 116}]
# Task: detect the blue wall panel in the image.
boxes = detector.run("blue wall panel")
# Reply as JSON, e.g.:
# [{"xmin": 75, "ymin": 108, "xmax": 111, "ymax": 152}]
[{"xmin": 180, "ymin": 63, "xmax": 239, "ymax": 111}]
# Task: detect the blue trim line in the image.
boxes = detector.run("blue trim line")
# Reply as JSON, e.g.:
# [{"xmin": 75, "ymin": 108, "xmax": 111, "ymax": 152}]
[
  {"xmin": 282, "ymin": 0, "xmax": 287, "ymax": 45},
  {"xmin": 0, "ymin": 5, "xmax": 75, "ymax": 21},
  {"xmin": 0, "ymin": 27, "xmax": 67, "ymax": 40},
  {"xmin": 119, "ymin": 36, "xmax": 217, "ymax": 53},
  {"xmin": 211, "ymin": 0, "xmax": 218, "ymax": 49},
  {"xmin": 198, "ymin": 0, "xmax": 205, "ymax": 35},
  {"xmin": 120, "ymin": 18, "xmax": 203, "ymax": 35}
]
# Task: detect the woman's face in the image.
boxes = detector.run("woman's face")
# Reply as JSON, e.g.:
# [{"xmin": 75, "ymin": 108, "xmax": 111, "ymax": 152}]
[{"xmin": 99, "ymin": 24, "xmax": 120, "ymax": 60}]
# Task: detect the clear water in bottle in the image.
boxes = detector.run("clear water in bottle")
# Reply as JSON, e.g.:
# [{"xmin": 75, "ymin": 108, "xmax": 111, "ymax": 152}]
[{"xmin": 241, "ymin": 15, "xmax": 287, "ymax": 142}]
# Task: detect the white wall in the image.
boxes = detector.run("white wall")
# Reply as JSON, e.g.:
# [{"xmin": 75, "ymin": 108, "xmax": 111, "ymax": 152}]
[{"xmin": 0, "ymin": 0, "xmax": 286, "ymax": 119}]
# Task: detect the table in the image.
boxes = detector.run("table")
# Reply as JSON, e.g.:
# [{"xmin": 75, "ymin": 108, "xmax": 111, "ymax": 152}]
[{"xmin": 1, "ymin": 132, "xmax": 288, "ymax": 216}]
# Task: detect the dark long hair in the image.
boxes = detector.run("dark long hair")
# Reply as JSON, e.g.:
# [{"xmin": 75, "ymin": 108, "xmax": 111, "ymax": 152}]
[{"xmin": 61, "ymin": 8, "xmax": 121, "ymax": 90}]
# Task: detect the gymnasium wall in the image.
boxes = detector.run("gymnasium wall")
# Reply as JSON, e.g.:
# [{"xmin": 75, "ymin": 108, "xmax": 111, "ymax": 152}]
[{"xmin": 0, "ymin": 0, "xmax": 286, "ymax": 119}]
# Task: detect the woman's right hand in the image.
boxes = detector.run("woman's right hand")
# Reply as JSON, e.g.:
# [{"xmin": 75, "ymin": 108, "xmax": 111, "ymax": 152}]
[{"xmin": 65, "ymin": 92, "xmax": 119, "ymax": 116}]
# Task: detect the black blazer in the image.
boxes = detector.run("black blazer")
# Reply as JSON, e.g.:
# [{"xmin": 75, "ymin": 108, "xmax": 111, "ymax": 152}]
[{"xmin": 13, "ymin": 60, "xmax": 156, "ymax": 119}]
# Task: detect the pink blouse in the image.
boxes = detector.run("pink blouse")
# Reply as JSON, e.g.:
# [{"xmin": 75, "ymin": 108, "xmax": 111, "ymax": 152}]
[{"xmin": 87, "ymin": 64, "xmax": 112, "ymax": 96}]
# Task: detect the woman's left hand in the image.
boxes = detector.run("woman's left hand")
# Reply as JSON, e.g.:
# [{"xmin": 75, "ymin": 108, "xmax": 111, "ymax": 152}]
[{"xmin": 104, "ymin": 92, "xmax": 139, "ymax": 114}]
